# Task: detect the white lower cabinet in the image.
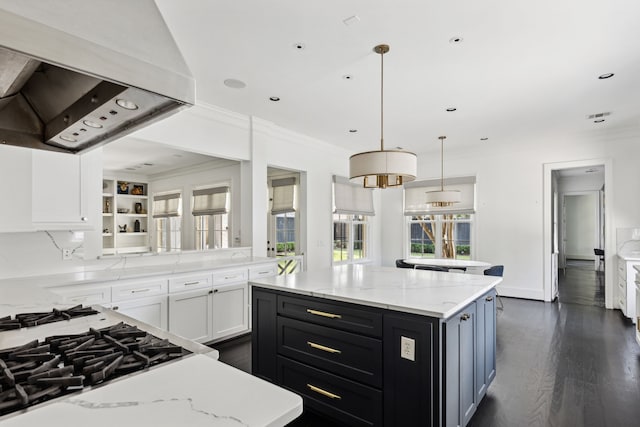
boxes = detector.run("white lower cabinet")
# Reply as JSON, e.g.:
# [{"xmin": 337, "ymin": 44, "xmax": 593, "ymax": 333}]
[
  {"xmin": 169, "ymin": 288, "xmax": 214, "ymax": 343},
  {"xmin": 168, "ymin": 282, "xmax": 249, "ymax": 344},
  {"xmin": 211, "ymin": 283, "xmax": 249, "ymax": 341},
  {"xmin": 112, "ymin": 295, "xmax": 168, "ymax": 331}
]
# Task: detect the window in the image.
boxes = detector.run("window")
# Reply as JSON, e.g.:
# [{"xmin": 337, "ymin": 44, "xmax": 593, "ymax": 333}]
[
  {"xmin": 409, "ymin": 214, "xmax": 472, "ymax": 259},
  {"xmin": 270, "ymin": 177, "xmax": 298, "ymax": 258},
  {"xmin": 192, "ymin": 185, "xmax": 230, "ymax": 250},
  {"xmin": 404, "ymin": 176, "xmax": 475, "ymax": 259},
  {"xmin": 153, "ymin": 191, "xmax": 182, "ymax": 252},
  {"xmin": 333, "ymin": 214, "xmax": 369, "ymax": 263},
  {"xmin": 332, "ymin": 176, "xmax": 374, "ymax": 264}
]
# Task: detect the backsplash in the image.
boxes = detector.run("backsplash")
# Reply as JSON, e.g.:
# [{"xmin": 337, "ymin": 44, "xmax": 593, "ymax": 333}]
[{"xmin": 0, "ymin": 231, "xmax": 252, "ymax": 280}]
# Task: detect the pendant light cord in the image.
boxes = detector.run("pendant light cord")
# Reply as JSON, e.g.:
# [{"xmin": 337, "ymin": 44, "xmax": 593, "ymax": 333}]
[
  {"xmin": 380, "ymin": 48, "xmax": 384, "ymax": 151},
  {"xmin": 439, "ymin": 136, "xmax": 446, "ymax": 191}
]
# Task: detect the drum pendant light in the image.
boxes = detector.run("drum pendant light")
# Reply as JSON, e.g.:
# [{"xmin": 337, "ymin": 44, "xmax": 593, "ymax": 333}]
[
  {"xmin": 349, "ymin": 45, "xmax": 417, "ymax": 189},
  {"xmin": 425, "ymin": 136, "xmax": 460, "ymax": 206}
]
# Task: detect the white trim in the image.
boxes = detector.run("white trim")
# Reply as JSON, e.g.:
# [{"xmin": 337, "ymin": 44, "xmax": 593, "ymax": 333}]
[
  {"xmin": 498, "ymin": 285, "xmax": 544, "ymax": 301},
  {"xmin": 543, "ymin": 158, "xmax": 614, "ymax": 307}
]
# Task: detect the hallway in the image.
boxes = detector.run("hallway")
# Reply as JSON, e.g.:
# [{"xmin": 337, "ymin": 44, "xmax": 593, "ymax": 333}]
[{"xmin": 558, "ymin": 260, "xmax": 605, "ymax": 307}]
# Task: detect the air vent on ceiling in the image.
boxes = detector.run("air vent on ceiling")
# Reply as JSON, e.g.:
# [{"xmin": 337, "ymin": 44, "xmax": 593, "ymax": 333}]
[{"xmin": 586, "ymin": 112, "xmax": 611, "ymax": 120}]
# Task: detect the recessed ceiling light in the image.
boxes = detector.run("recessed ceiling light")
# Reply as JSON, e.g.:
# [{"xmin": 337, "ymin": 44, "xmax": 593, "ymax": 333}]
[
  {"xmin": 585, "ymin": 168, "xmax": 598, "ymax": 173},
  {"xmin": 115, "ymin": 99, "xmax": 138, "ymax": 110},
  {"xmin": 480, "ymin": 137, "xmax": 488, "ymax": 141},
  {"xmin": 446, "ymin": 107, "xmax": 457, "ymax": 112},
  {"xmin": 126, "ymin": 167, "xmax": 136, "ymax": 171},
  {"xmin": 224, "ymin": 78, "xmax": 247, "ymax": 89},
  {"xmin": 349, "ymin": 129, "xmax": 358, "ymax": 133},
  {"xmin": 143, "ymin": 163, "xmax": 154, "ymax": 166},
  {"xmin": 60, "ymin": 135, "xmax": 77, "ymax": 143},
  {"xmin": 449, "ymin": 37, "xmax": 464, "ymax": 44},
  {"xmin": 293, "ymin": 43, "xmax": 306, "ymax": 50},
  {"xmin": 343, "ymin": 74, "xmax": 354, "ymax": 80},
  {"xmin": 594, "ymin": 119, "xmax": 605, "ymax": 123},
  {"xmin": 598, "ymin": 73, "xmax": 614, "ymax": 79},
  {"xmin": 395, "ymin": 146, "xmax": 403, "ymax": 150},
  {"xmin": 269, "ymin": 96, "xmax": 280, "ymax": 102}
]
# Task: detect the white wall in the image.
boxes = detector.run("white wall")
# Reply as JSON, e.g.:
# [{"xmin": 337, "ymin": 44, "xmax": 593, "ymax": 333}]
[
  {"xmin": 564, "ymin": 193, "xmax": 598, "ymax": 259},
  {"xmin": 380, "ymin": 128, "xmax": 640, "ymax": 300}
]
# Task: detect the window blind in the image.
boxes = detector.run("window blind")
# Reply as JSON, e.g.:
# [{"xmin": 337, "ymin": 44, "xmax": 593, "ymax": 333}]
[
  {"xmin": 404, "ymin": 176, "xmax": 476, "ymax": 215},
  {"xmin": 333, "ymin": 175, "xmax": 375, "ymax": 216},
  {"xmin": 192, "ymin": 186, "xmax": 229, "ymax": 216},
  {"xmin": 152, "ymin": 192, "xmax": 181, "ymax": 218},
  {"xmin": 271, "ymin": 177, "xmax": 296, "ymax": 214}
]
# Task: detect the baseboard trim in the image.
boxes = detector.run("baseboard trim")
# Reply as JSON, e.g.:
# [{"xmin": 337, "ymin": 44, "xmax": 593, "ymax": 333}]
[{"xmin": 497, "ymin": 285, "xmax": 544, "ymax": 301}]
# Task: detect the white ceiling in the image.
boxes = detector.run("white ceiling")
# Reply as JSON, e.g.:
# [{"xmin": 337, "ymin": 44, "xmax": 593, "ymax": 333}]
[{"xmin": 153, "ymin": 0, "xmax": 640, "ymax": 156}]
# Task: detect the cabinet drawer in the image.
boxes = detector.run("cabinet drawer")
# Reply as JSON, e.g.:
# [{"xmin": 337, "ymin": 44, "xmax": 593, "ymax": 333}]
[
  {"xmin": 278, "ymin": 317, "xmax": 382, "ymax": 388},
  {"xmin": 278, "ymin": 294, "xmax": 382, "ymax": 338},
  {"xmin": 213, "ymin": 269, "xmax": 247, "ymax": 285},
  {"xmin": 111, "ymin": 279, "xmax": 168, "ymax": 302},
  {"xmin": 249, "ymin": 264, "xmax": 278, "ymax": 280},
  {"xmin": 50, "ymin": 284, "xmax": 111, "ymax": 305},
  {"xmin": 278, "ymin": 356, "xmax": 382, "ymax": 427},
  {"xmin": 169, "ymin": 273, "xmax": 212, "ymax": 293}
]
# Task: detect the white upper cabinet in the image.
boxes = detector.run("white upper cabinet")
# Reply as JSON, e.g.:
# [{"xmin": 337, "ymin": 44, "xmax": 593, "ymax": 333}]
[
  {"xmin": 0, "ymin": 145, "xmax": 32, "ymax": 232},
  {"xmin": 0, "ymin": 145, "xmax": 100, "ymax": 232}
]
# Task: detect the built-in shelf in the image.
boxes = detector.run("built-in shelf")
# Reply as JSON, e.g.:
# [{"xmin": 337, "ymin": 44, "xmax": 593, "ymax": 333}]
[{"xmin": 102, "ymin": 178, "xmax": 150, "ymax": 256}]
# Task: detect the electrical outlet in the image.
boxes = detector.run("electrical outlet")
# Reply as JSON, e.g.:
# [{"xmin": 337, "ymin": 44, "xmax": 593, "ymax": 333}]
[
  {"xmin": 401, "ymin": 336, "xmax": 415, "ymax": 361},
  {"xmin": 62, "ymin": 248, "xmax": 73, "ymax": 260}
]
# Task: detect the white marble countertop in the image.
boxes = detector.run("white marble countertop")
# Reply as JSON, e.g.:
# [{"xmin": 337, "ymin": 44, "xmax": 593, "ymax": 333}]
[
  {"xmin": 0, "ymin": 256, "xmax": 275, "ymax": 290},
  {"xmin": 0, "ymin": 280, "xmax": 303, "ymax": 426},
  {"xmin": 0, "ymin": 354, "xmax": 302, "ymax": 427},
  {"xmin": 619, "ymin": 252, "xmax": 640, "ymax": 262},
  {"xmin": 249, "ymin": 264, "xmax": 501, "ymax": 319}
]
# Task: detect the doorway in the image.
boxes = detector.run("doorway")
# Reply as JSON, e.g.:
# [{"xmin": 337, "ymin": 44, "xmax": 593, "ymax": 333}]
[{"xmin": 543, "ymin": 159, "xmax": 612, "ymax": 308}]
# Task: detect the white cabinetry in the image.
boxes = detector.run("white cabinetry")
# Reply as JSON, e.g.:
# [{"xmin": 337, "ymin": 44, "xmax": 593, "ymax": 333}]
[
  {"xmin": 168, "ymin": 269, "xmax": 250, "ymax": 344},
  {"xmin": 49, "ymin": 283, "xmax": 112, "ymax": 305},
  {"xmin": 0, "ymin": 145, "xmax": 99, "ymax": 232},
  {"xmin": 617, "ymin": 256, "xmax": 639, "ymax": 324},
  {"xmin": 112, "ymin": 295, "xmax": 168, "ymax": 330},
  {"xmin": 169, "ymin": 288, "xmax": 213, "ymax": 342}
]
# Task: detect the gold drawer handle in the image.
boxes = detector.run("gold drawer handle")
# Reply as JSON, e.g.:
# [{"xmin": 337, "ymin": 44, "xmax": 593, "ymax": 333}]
[
  {"xmin": 307, "ymin": 341, "xmax": 342, "ymax": 354},
  {"xmin": 306, "ymin": 308, "xmax": 342, "ymax": 319},
  {"xmin": 307, "ymin": 384, "xmax": 341, "ymax": 400}
]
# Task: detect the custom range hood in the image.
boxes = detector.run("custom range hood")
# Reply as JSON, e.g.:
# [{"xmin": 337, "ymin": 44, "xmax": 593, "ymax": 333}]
[{"xmin": 0, "ymin": 0, "xmax": 194, "ymax": 154}]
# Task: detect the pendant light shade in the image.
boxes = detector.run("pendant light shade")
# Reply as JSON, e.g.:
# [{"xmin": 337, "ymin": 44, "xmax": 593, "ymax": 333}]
[
  {"xmin": 349, "ymin": 45, "xmax": 417, "ymax": 189},
  {"xmin": 425, "ymin": 136, "xmax": 460, "ymax": 207}
]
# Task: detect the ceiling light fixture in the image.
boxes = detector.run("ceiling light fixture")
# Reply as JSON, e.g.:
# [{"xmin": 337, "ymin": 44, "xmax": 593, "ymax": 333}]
[
  {"xmin": 598, "ymin": 73, "xmax": 614, "ymax": 79},
  {"xmin": 446, "ymin": 107, "xmax": 457, "ymax": 112},
  {"xmin": 594, "ymin": 119, "xmax": 605, "ymax": 123},
  {"xmin": 424, "ymin": 136, "xmax": 461, "ymax": 207},
  {"xmin": 269, "ymin": 96, "xmax": 280, "ymax": 102},
  {"xmin": 349, "ymin": 129, "xmax": 358, "ymax": 133},
  {"xmin": 480, "ymin": 137, "xmax": 488, "ymax": 141},
  {"xmin": 349, "ymin": 44, "xmax": 417, "ymax": 189}
]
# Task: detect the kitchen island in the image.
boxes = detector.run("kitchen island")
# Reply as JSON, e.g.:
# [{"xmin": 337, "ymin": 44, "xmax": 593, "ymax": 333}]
[
  {"xmin": 0, "ymin": 282, "xmax": 302, "ymax": 426},
  {"xmin": 249, "ymin": 264, "xmax": 501, "ymax": 427}
]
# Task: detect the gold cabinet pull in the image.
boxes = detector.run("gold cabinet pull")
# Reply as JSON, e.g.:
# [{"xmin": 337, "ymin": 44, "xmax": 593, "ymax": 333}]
[
  {"xmin": 307, "ymin": 341, "xmax": 342, "ymax": 354},
  {"xmin": 307, "ymin": 384, "xmax": 341, "ymax": 400},
  {"xmin": 306, "ymin": 308, "xmax": 342, "ymax": 319}
]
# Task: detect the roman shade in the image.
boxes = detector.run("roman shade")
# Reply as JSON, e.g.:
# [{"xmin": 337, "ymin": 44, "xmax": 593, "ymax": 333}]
[
  {"xmin": 271, "ymin": 177, "xmax": 296, "ymax": 215},
  {"xmin": 404, "ymin": 176, "xmax": 476, "ymax": 215},
  {"xmin": 192, "ymin": 186, "xmax": 229, "ymax": 216},
  {"xmin": 152, "ymin": 192, "xmax": 181, "ymax": 218},
  {"xmin": 333, "ymin": 175, "xmax": 375, "ymax": 216}
]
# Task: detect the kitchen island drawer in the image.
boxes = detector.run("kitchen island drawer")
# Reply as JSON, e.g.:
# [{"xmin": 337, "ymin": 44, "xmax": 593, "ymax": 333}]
[
  {"xmin": 213, "ymin": 268, "xmax": 248, "ymax": 286},
  {"xmin": 277, "ymin": 294, "xmax": 382, "ymax": 338},
  {"xmin": 277, "ymin": 316, "xmax": 382, "ymax": 388},
  {"xmin": 277, "ymin": 356, "xmax": 382, "ymax": 427}
]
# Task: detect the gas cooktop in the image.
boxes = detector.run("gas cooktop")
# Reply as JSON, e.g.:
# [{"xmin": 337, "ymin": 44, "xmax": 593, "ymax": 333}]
[
  {"xmin": 0, "ymin": 305, "xmax": 99, "ymax": 331},
  {"xmin": 0, "ymin": 317, "xmax": 189, "ymax": 417}
]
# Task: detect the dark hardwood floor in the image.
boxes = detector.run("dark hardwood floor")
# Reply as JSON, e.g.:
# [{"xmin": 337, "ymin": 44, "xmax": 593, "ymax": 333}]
[
  {"xmin": 212, "ymin": 268, "xmax": 640, "ymax": 426},
  {"xmin": 558, "ymin": 259, "xmax": 605, "ymax": 307}
]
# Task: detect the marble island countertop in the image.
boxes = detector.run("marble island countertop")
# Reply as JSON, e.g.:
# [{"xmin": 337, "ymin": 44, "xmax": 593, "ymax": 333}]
[
  {"xmin": 249, "ymin": 264, "xmax": 501, "ymax": 319},
  {"xmin": 0, "ymin": 281, "xmax": 303, "ymax": 426}
]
